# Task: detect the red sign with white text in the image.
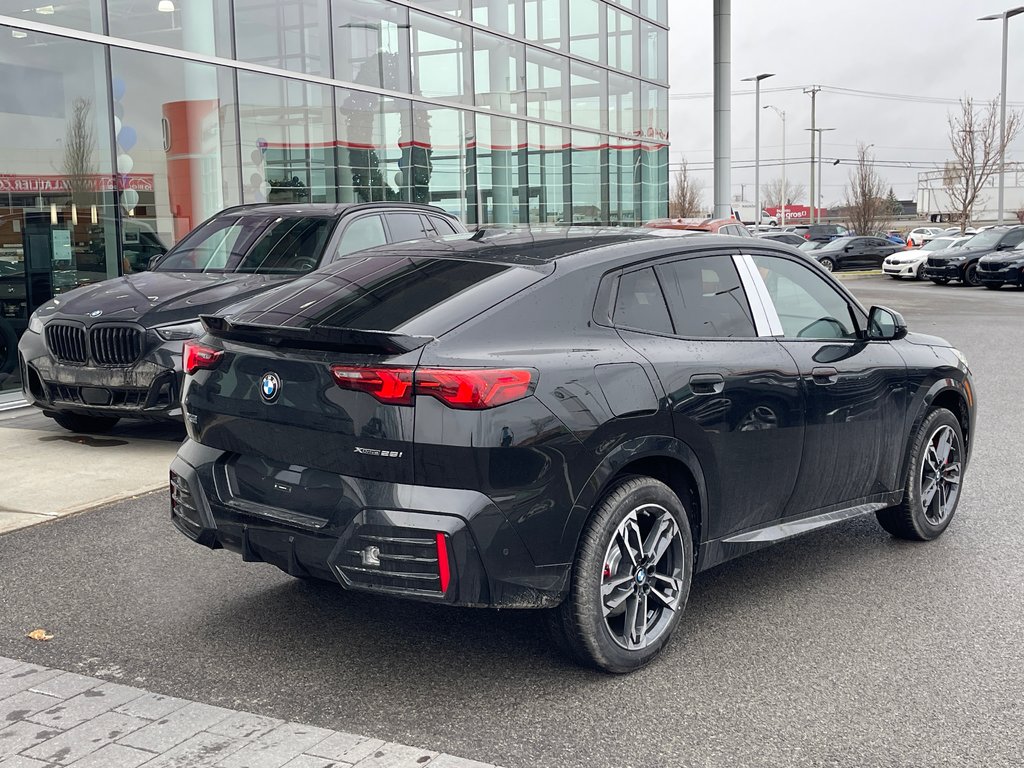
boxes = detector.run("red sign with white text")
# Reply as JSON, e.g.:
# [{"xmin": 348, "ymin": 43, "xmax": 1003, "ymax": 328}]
[
  {"xmin": 0, "ymin": 174, "xmax": 155, "ymax": 194},
  {"xmin": 766, "ymin": 205, "xmax": 824, "ymax": 221}
]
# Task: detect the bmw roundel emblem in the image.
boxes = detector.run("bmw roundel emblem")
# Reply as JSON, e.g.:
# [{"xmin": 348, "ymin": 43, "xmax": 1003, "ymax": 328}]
[
  {"xmin": 260, "ymin": 372, "xmax": 282, "ymax": 403},
  {"xmin": 88, "ymin": 309, "xmax": 103, "ymax": 318}
]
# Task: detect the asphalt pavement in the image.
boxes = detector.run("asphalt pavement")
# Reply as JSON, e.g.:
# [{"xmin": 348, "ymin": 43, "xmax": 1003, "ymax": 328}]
[{"xmin": 1, "ymin": 276, "xmax": 1022, "ymax": 768}]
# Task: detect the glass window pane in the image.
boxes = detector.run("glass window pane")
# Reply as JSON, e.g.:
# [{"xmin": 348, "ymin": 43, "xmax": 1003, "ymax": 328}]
[
  {"xmin": 0, "ymin": 1, "xmax": 102, "ymax": 33},
  {"xmin": 657, "ymin": 256, "xmax": 756, "ymax": 338},
  {"xmin": 751, "ymin": 255, "xmax": 857, "ymax": 340},
  {"xmin": 571, "ymin": 130, "xmax": 606, "ymax": 225},
  {"xmin": 525, "ymin": 48, "xmax": 568, "ymax": 124},
  {"xmin": 106, "ymin": 0, "xmax": 232, "ymax": 57},
  {"xmin": 569, "ymin": 0, "xmax": 604, "ymax": 63},
  {"xmin": 234, "ymin": 0, "xmax": 331, "ymax": 76},
  {"xmin": 474, "ymin": 30, "xmax": 525, "ymax": 114},
  {"xmin": 607, "ymin": 6, "xmax": 635, "ymax": 73},
  {"xmin": 524, "ymin": 0, "xmax": 563, "ymax": 50},
  {"xmin": 413, "ymin": 0, "xmax": 469, "ymax": 20},
  {"xmin": 527, "ymin": 123, "xmax": 568, "ymax": 225},
  {"xmin": 333, "ymin": 0, "xmax": 411, "ymax": 92},
  {"xmin": 412, "ymin": 106, "xmax": 468, "ymax": 221},
  {"xmin": 614, "ymin": 268, "xmax": 672, "ymax": 335},
  {"xmin": 410, "ymin": 11, "xmax": 472, "ymax": 104},
  {"xmin": 237, "ymin": 72, "xmax": 337, "ymax": 204},
  {"xmin": 110, "ymin": 48, "xmax": 240, "ymax": 252},
  {"xmin": 0, "ymin": 29, "xmax": 117, "ymax": 392},
  {"xmin": 337, "ymin": 89, "xmax": 411, "ymax": 203},
  {"xmin": 477, "ymin": 115, "xmax": 525, "ymax": 226},
  {"xmin": 387, "ymin": 212, "xmax": 430, "ymax": 241},
  {"xmin": 609, "ymin": 148, "xmax": 639, "ymax": 226},
  {"xmin": 472, "ymin": 0, "xmax": 517, "ymax": 34},
  {"xmin": 641, "ymin": 21, "xmax": 667, "ymax": 82},
  {"xmin": 571, "ymin": 63, "xmax": 607, "ymax": 133},
  {"xmin": 336, "ymin": 215, "xmax": 386, "ymax": 256},
  {"xmin": 237, "ymin": 216, "xmax": 333, "ymax": 273},
  {"xmin": 608, "ymin": 73, "xmax": 640, "ymax": 136}
]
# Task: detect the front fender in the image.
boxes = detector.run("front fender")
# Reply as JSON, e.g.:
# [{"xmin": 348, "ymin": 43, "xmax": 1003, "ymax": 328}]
[
  {"xmin": 900, "ymin": 371, "xmax": 975, "ymax": 485},
  {"xmin": 556, "ymin": 434, "xmax": 710, "ymax": 567}
]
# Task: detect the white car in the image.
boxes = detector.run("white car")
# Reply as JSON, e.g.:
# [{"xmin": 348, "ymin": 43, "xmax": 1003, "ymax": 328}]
[
  {"xmin": 883, "ymin": 235, "xmax": 973, "ymax": 279},
  {"xmin": 905, "ymin": 227, "xmax": 946, "ymax": 247}
]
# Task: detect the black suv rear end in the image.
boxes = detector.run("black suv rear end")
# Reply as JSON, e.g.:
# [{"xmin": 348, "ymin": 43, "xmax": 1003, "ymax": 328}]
[{"xmin": 788, "ymin": 223, "xmax": 849, "ymax": 243}]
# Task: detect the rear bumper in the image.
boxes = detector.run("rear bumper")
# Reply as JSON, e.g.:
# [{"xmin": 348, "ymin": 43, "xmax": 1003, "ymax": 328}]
[
  {"xmin": 170, "ymin": 440, "xmax": 567, "ymax": 609},
  {"xmin": 18, "ymin": 329, "xmax": 184, "ymax": 421}
]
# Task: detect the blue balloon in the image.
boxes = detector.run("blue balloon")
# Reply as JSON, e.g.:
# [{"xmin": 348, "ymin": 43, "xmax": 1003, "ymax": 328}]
[
  {"xmin": 111, "ymin": 77, "xmax": 126, "ymax": 102},
  {"xmin": 118, "ymin": 125, "xmax": 137, "ymax": 151}
]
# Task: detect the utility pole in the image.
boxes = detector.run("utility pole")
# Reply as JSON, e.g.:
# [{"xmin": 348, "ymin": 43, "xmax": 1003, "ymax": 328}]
[{"xmin": 804, "ymin": 85, "xmax": 820, "ymax": 222}]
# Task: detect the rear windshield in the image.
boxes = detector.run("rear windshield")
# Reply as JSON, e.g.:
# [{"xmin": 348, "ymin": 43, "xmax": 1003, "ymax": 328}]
[
  {"xmin": 156, "ymin": 215, "xmax": 334, "ymax": 274},
  {"xmin": 223, "ymin": 255, "xmax": 547, "ymax": 336}
]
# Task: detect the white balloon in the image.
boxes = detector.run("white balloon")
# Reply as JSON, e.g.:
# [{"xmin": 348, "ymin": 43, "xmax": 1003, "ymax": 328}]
[
  {"xmin": 116, "ymin": 153, "xmax": 134, "ymax": 175},
  {"xmin": 122, "ymin": 188, "xmax": 140, "ymax": 211},
  {"xmin": 113, "ymin": 116, "xmax": 122, "ymax": 136},
  {"xmin": 258, "ymin": 181, "xmax": 270, "ymax": 197}
]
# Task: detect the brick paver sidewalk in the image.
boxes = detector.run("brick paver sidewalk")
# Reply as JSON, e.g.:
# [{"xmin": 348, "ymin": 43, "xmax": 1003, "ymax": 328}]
[{"xmin": 0, "ymin": 657, "xmax": 500, "ymax": 768}]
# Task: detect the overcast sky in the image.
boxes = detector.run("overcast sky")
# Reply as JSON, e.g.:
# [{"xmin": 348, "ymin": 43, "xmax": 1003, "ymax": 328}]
[{"xmin": 667, "ymin": 0, "xmax": 1024, "ymax": 208}]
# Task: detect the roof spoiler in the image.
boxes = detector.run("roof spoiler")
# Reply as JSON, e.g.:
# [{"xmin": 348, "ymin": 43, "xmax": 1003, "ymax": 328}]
[{"xmin": 199, "ymin": 315, "xmax": 433, "ymax": 355}]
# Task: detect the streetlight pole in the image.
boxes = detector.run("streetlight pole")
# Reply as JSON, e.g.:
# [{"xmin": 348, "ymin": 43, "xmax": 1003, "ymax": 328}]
[
  {"xmin": 979, "ymin": 7, "xmax": 1024, "ymax": 225},
  {"xmin": 742, "ymin": 73, "xmax": 774, "ymax": 230},
  {"xmin": 804, "ymin": 85, "xmax": 820, "ymax": 222},
  {"xmin": 816, "ymin": 128, "xmax": 835, "ymax": 219},
  {"xmin": 764, "ymin": 105, "xmax": 786, "ymax": 224}
]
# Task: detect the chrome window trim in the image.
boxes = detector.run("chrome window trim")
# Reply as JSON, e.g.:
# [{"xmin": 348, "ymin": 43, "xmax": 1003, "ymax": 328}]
[{"xmin": 733, "ymin": 254, "xmax": 785, "ymax": 337}]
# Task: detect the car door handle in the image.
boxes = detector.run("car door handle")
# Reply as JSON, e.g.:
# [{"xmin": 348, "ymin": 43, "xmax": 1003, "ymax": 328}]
[
  {"xmin": 811, "ymin": 366, "xmax": 839, "ymax": 385},
  {"xmin": 689, "ymin": 373, "xmax": 725, "ymax": 395}
]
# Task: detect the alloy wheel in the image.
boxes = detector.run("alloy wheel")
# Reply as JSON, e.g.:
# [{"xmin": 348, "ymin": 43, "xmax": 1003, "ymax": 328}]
[
  {"xmin": 600, "ymin": 504, "xmax": 685, "ymax": 651},
  {"xmin": 919, "ymin": 424, "xmax": 962, "ymax": 526}
]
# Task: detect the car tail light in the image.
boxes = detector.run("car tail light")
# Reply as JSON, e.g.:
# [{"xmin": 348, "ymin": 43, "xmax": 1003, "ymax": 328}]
[
  {"xmin": 804, "ymin": 233, "xmax": 811, "ymax": 239},
  {"xmin": 435, "ymin": 532, "xmax": 451, "ymax": 593},
  {"xmin": 183, "ymin": 341, "xmax": 223, "ymax": 375},
  {"xmin": 330, "ymin": 366, "xmax": 534, "ymax": 409}
]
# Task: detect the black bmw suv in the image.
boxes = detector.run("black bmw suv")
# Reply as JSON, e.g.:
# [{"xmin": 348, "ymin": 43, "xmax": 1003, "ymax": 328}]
[
  {"xmin": 171, "ymin": 229, "xmax": 976, "ymax": 672},
  {"xmin": 18, "ymin": 203, "xmax": 463, "ymax": 432},
  {"xmin": 922, "ymin": 225, "xmax": 1024, "ymax": 286}
]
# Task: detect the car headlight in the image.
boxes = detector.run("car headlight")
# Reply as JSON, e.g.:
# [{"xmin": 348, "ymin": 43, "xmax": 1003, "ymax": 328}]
[
  {"xmin": 154, "ymin": 321, "xmax": 204, "ymax": 341},
  {"xmin": 952, "ymin": 348, "xmax": 969, "ymax": 369},
  {"xmin": 948, "ymin": 256, "xmax": 965, "ymax": 263},
  {"xmin": 28, "ymin": 312, "xmax": 45, "ymax": 334}
]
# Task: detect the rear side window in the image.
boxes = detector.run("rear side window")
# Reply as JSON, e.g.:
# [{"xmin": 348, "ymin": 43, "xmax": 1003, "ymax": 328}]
[
  {"xmin": 1003, "ymin": 229, "xmax": 1024, "ymax": 247},
  {"xmin": 387, "ymin": 212, "xmax": 430, "ymax": 242},
  {"xmin": 336, "ymin": 215, "xmax": 387, "ymax": 257},
  {"xmin": 656, "ymin": 255, "xmax": 756, "ymax": 338},
  {"xmin": 613, "ymin": 268, "xmax": 673, "ymax": 335},
  {"xmin": 238, "ymin": 217, "xmax": 334, "ymax": 274},
  {"xmin": 430, "ymin": 216, "xmax": 459, "ymax": 235}
]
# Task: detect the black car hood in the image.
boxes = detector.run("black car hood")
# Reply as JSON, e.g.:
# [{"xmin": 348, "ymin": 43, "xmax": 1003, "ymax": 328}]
[
  {"xmin": 42, "ymin": 271, "xmax": 294, "ymax": 327},
  {"xmin": 904, "ymin": 331, "xmax": 954, "ymax": 348}
]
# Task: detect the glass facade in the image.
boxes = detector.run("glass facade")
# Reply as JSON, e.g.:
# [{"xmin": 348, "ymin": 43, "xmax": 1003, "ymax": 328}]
[{"xmin": 0, "ymin": 0, "xmax": 668, "ymax": 396}]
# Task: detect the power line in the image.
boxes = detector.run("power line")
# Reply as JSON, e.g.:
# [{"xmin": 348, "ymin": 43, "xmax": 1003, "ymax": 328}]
[{"xmin": 668, "ymin": 83, "xmax": 1024, "ymax": 108}]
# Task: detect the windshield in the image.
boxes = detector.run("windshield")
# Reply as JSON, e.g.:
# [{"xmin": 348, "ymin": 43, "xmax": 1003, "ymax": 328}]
[
  {"xmin": 155, "ymin": 215, "xmax": 335, "ymax": 274},
  {"xmin": 923, "ymin": 238, "xmax": 955, "ymax": 251},
  {"xmin": 798, "ymin": 240, "xmax": 823, "ymax": 251},
  {"xmin": 820, "ymin": 236, "xmax": 855, "ymax": 251},
  {"xmin": 964, "ymin": 230, "xmax": 1005, "ymax": 249},
  {"xmin": 951, "ymin": 237, "xmax": 973, "ymax": 249}
]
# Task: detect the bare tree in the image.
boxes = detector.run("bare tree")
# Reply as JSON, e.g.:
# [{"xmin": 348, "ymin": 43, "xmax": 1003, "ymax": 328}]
[
  {"xmin": 843, "ymin": 143, "xmax": 889, "ymax": 235},
  {"xmin": 669, "ymin": 159, "xmax": 705, "ymax": 218},
  {"xmin": 1015, "ymin": 203, "xmax": 1024, "ymax": 225},
  {"xmin": 942, "ymin": 97, "xmax": 1022, "ymax": 229},
  {"xmin": 62, "ymin": 98, "xmax": 97, "ymax": 202},
  {"xmin": 760, "ymin": 177, "xmax": 805, "ymax": 208}
]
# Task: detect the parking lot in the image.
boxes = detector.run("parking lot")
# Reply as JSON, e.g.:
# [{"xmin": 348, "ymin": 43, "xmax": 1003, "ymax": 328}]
[{"xmin": 1, "ymin": 275, "xmax": 1022, "ymax": 768}]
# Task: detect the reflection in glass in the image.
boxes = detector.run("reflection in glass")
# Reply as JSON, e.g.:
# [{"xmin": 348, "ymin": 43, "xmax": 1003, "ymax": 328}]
[
  {"xmin": 413, "ymin": 106, "xmax": 468, "ymax": 220},
  {"xmin": 237, "ymin": 72, "xmax": 337, "ymax": 204},
  {"xmin": 524, "ymin": 0, "xmax": 563, "ymax": 50},
  {"xmin": 609, "ymin": 73, "xmax": 639, "ymax": 136},
  {"xmin": 410, "ymin": 11, "xmax": 472, "ymax": 104},
  {"xmin": 477, "ymin": 115, "xmax": 524, "ymax": 225},
  {"xmin": 0, "ymin": 30, "xmax": 117, "ymax": 392},
  {"xmin": 472, "ymin": 0, "xmax": 517, "ymax": 34},
  {"xmin": 106, "ymin": 0, "xmax": 232, "ymax": 57},
  {"xmin": 337, "ymin": 90, "xmax": 412, "ymax": 203},
  {"xmin": 571, "ymin": 131, "xmax": 607, "ymax": 225},
  {"xmin": 571, "ymin": 62, "xmax": 607, "ymax": 133},
  {"xmin": 568, "ymin": 0, "xmax": 603, "ymax": 63},
  {"xmin": 474, "ymin": 30, "xmax": 525, "ymax": 114},
  {"xmin": 641, "ymin": 21, "xmax": 668, "ymax": 82},
  {"xmin": 607, "ymin": 6, "xmax": 636, "ymax": 73},
  {"xmin": 111, "ymin": 48, "xmax": 240, "ymax": 250},
  {"xmin": 333, "ymin": 0, "xmax": 411, "ymax": 92},
  {"xmin": 526, "ymin": 124, "xmax": 568, "ymax": 224},
  {"xmin": 0, "ymin": 0, "xmax": 102, "ymax": 33},
  {"xmin": 234, "ymin": 0, "xmax": 331, "ymax": 75},
  {"xmin": 525, "ymin": 47, "xmax": 568, "ymax": 124}
]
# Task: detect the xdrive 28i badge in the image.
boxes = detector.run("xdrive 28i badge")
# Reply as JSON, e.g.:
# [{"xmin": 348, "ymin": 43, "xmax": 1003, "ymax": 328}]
[{"xmin": 260, "ymin": 372, "xmax": 282, "ymax": 403}]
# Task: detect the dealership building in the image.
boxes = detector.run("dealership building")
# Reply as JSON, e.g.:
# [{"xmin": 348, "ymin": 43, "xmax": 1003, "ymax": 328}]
[{"xmin": 0, "ymin": 0, "xmax": 669, "ymax": 401}]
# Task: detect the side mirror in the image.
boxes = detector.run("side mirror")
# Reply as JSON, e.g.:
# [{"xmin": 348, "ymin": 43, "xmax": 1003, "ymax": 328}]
[
  {"xmin": 997, "ymin": 242, "xmax": 1014, "ymax": 250},
  {"xmin": 867, "ymin": 305, "xmax": 908, "ymax": 341},
  {"xmin": 844, "ymin": 244, "xmax": 854, "ymax": 252}
]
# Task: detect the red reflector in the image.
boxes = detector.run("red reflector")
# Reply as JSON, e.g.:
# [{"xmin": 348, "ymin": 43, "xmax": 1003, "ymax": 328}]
[
  {"xmin": 414, "ymin": 368, "xmax": 533, "ymax": 409},
  {"xmin": 329, "ymin": 366, "xmax": 534, "ymax": 409},
  {"xmin": 330, "ymin": 366, "xmax": 414, "ymax": 405},
  {"xmin": 804, "ymin": 233, "xmax": 811, "ymax": 239},
  {"xmin": 435, "ymin": 532, "xmax": 450, "ymax": 593},
  {"xmin": 183, "ymin": 342, "xmax": 223, "ymax": 375}
]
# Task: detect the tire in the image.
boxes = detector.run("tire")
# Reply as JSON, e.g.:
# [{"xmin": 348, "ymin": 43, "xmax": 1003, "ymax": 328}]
[
  {"xmin": 983, "ymin": 283, "xmax": 1002, "ymax": 290},
  {"xmin": 545, "ymin": 476, "xmax": 693, "ymax": 673},
  {"xmin": 963, "ymin": 263, "xmax": 981, "ymax": 287},
  {"xmin": 876, "ymin": 408, "xmax": 965, "ymax": 541},
  {"xmin": 930, "ymin": 278, "xmax": 950, "ymax": 285},
  {"xmin": 52, "ymin": 412, "xmax": 120, "ymax": 434},
  {"xmin": 915, "ymin": 266, "xmax": 928, "ymax": 281},
  {"xmin": 819, "ymin": 256, "xmax": 836, "ymax": 273}
]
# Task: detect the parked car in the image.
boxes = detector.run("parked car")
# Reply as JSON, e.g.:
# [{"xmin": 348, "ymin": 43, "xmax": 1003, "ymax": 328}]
[
  {"xmin": 977, "ymin": 238, "xmax": 1024, "ymax": 289},
  {"xmin": 787, "ymin": 223, "xmax": 850, "ymax": 243},
  {"xmin": 941, "ymin": 226, "xmax": 977, "ymax": 237},
  {"xmin": 0, "ymin": 260, "xmax": 27, "ymax": 381},
  {"xmin": 645, "ymin": 218, "xmax": 752, "ymax": 237},
  {"xmin": 905, "ymin": 227, "xmax": 945, "ymax": 248},
  {"xmin": 19, "ymin": 203, "xmax": 465, "ymax": 433},
  {"xmin": 169, "ymin": 228, "xmax": 975, "ymax": 673},
  {"xmin": 807, "ymin": 235, "xmax": 903, "ymax": 272},
  {"xmin": 883, "ymin": 235, "xmax": 973, "ymax": 280},
  {"xmin": 922, "ymin": 225, "xmax": 1024, "ymax": 286},
  {"xmin": 758, "ymin": 231, "xmax": 805, "ymax": 246}
]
